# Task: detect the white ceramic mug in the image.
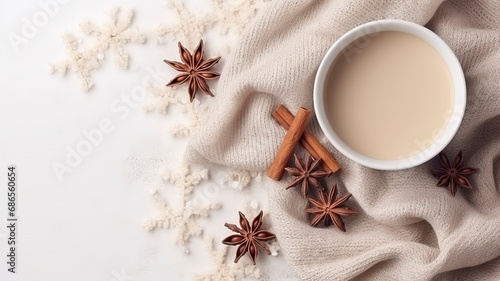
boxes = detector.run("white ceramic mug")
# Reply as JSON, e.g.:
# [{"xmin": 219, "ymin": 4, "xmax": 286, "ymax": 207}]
[{"xmin": 313, "ymin": 19, "xmax": 466, "ymax": 170}]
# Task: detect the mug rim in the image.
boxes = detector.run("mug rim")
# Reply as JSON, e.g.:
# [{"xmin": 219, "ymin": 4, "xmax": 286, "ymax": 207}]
[{"xmin": 313, "ymin": 19, "xmax": 466, "ymax": 170}]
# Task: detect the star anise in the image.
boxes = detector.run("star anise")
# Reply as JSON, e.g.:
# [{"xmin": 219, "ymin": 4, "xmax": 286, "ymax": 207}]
[
  {"xmin": 306, "ymin": 183, "xmax": 356, "ymax": 232},
  {"xmin": 431, "ymin": 150, "xmax": 478, "ymax": 197},
  {"xmin": 284, "ymin": 154, "xmax": 331, "ymax": 197},
  {"xmin": 222, "ymin": 211, "xmax": 276, "ymax": 264},
  {"xmin": 164, "ymin": 40, "xmax": 221, "ymax": 102}
]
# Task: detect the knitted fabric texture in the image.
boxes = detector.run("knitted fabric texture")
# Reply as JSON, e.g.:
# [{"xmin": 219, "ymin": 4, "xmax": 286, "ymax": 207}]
[{"xmin": 186, "ymin": 0, "xmax": 500, "ymax": 280}]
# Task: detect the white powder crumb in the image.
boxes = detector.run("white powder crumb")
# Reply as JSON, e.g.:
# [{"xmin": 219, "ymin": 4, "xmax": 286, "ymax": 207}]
[
  {"xmin": 268, "ymin": 241, "xmax": 281, "ymax": 257},
  {"xmin": 250, "ymin": 200, "xmax": 259, "ymax": 210}
]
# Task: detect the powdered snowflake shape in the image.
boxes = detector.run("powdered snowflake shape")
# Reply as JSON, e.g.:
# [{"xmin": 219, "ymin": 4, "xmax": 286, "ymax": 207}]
[
  {"xmin": 156, "ymin": 0, "xmax": 212, "ymax": 46},
  {"xmin": 144, "ymin": 83, "xmax": 188, "ymax": 113},
  {"xmin": 194, "ymin": 238, "xmax": 261, "ymax": 281},
  {"xmin": 80, "ymin": 8, "xmax": 146, "ymax": 69},
  {"xmin": 155, "ymin": 0, "xmax": 269, "ymax": 46},
  {"xmin": 51, "ymin": 8, "xmax": 145, "ymax": 91},
  {"xmin": 162, "ymin": 163, "xmax": 209, "ymax": 196},
  {"xmin": 143, "ymin": 83, "xmax": 202, "ymax": 137},
  {"xmin": 144, "ymin": 164, "xmax": 220, "ymax": 253},
  {"xmin": 209, "ymin": 0, "xmax": 270, "ymax": 36},
  {"xmin": 170, "ymin": 102, "xmax": 204, "ymax": 137},
  {"xmin": 50, "ymin": 34, "xmax": 98, "ymax": 90}
]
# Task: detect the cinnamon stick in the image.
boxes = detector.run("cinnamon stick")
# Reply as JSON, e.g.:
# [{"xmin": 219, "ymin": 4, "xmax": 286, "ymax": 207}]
[
  {"xmin": 268, "ymin": 107, "xmax": 311, "ymax": 181},
  {"xmin": 272, "ymin": 105, "xmax": 340, "ymax": 173}
]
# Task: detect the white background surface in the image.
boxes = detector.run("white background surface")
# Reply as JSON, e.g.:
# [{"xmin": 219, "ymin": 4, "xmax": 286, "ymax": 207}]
[{"xmin": 0, "ymin": 1, "xmax": 295, "ymax": 280}]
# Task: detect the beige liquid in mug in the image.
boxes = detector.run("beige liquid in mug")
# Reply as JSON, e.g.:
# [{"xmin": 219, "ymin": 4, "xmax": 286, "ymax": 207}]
[{"xmin": 325, "ymin": 31, "xmax": 454, "ymax": 160}]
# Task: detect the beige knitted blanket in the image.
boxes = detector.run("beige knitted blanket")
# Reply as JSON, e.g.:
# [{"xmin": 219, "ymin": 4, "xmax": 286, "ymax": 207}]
[{"xmin": 186, "ymin": 0, "xmax": 500, "ymax": 280}]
